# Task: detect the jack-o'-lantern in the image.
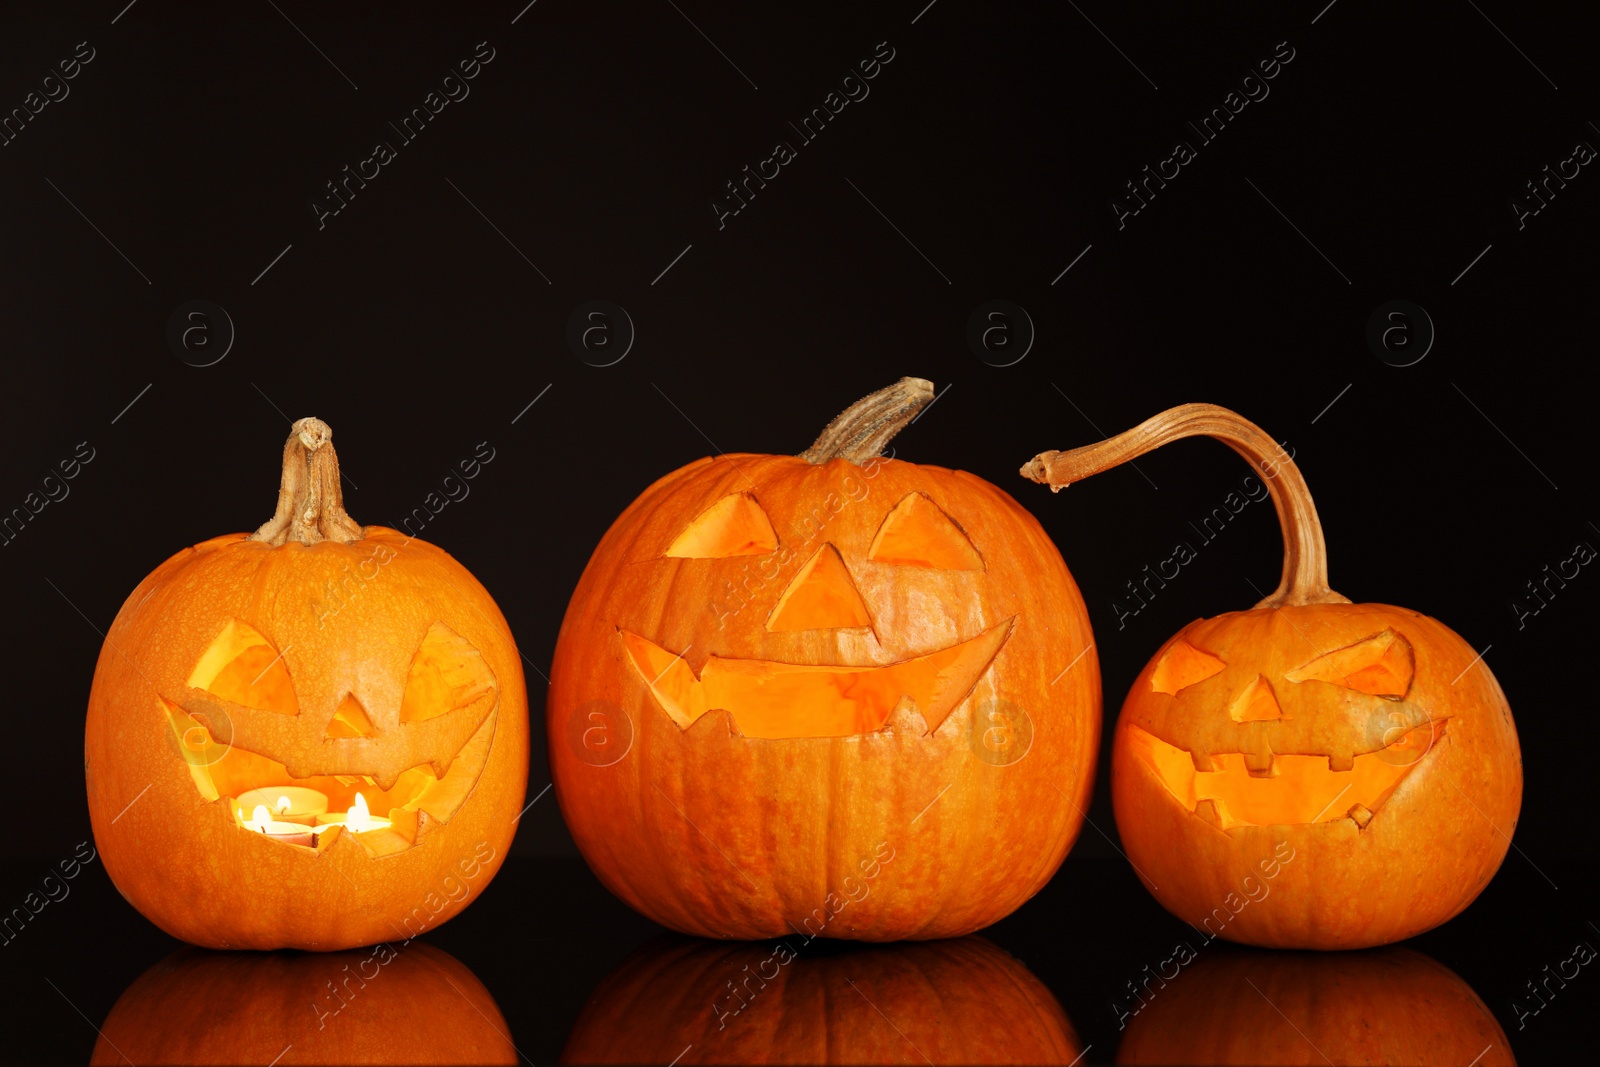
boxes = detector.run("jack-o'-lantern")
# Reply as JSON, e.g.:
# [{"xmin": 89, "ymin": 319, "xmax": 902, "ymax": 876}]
[
  {"xmin": 550, "ymin": 379, "xmax": 1099, "ymax": 940},
  {"xmin": 1023, "ymin": 404, "xmax": 1522, "ymax": 949},
  {"xmin": 84, "ymin": 418, "xmax": 528, "ymax": 950},
  {"xmin": 91, "ymin": 943, "xmax": 517, "ymax": 1065},
  {"xmin": 1115, "ymin": 946, "xmax": 1512, "ymax": 1065},
  {"xmin": 562, "ymin": 935, "xmax": 1082, "ymax": 1065}
]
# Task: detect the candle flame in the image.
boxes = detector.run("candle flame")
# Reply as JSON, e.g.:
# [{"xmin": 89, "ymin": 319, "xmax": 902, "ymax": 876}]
[
  {"xmin": 248, "ymin": 804, "xmax": 273, "ymax": 833},
  {"xmin": 347, "ymin": 792, "xmax": 372, "ymax": 833},
  {"xmin": 276, "ymin": 795, "xmax": 292, "ymax": 814}
]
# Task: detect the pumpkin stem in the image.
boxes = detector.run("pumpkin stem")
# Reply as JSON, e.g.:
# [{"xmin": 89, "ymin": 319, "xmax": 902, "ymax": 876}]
[
  {"xmin": 802, "ymin": 377, "xmax": 935, "ymax": 464},
  {"xmin": 1020, "ymin": 403, "xmax": 1349, "ymax": 609},
  {"xmin": 250, "ymin": 417, "xmax": 365, "ymax": 546}
]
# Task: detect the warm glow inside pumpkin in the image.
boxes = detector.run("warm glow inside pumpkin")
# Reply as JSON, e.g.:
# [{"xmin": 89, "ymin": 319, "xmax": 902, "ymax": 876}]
[{"xmin": 172, "ymin": 617, "xmax": 498, "ymax": 858}]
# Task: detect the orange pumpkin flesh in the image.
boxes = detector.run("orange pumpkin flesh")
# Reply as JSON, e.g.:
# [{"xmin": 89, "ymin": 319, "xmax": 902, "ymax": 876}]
[
  {"xmin": 550, "ymin": 379, "xmax": 1100, "ymax": 940},
  {"xmin": 562, "ymin": 935, "xmax": 1082, "ymax": 1065},
  {"xmin": 1024, "ymin": 404, "xmax": 1522, "ymax": 949},
  {"xmin": 84, "ymin": 419, "xmax": 528, "ymax": 950},
  {"xmin": 1115, "ymin": 946, "xmax": 1512, "ymax": 1066},
  {"xmin": 91, "ymin": 943, "xmax": 517, "ymax": 1065}
]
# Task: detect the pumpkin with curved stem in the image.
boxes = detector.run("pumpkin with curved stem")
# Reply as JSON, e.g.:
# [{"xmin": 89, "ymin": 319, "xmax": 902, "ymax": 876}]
[
  {"xmin": 1115, "ymin": 946, "xmax": 1512, "ymax": 1065},
  {"xmin": 84, "ymin": 418, "xmax": 528, "ymax": 950},
  {"xmin": 1023, "ymin": 404, "xmax": 1522, "ymax": 949},
  {"xmin": 562, "ymin": 935, "xmax": 1082, "ymax": 1065},
  {"xmin": 550, "ymin": 378, "xmax": 1100, "ymax": 940},
  {"xmin": 91, "ymin": 943, "xmax": 517, "ymax": 1065}
]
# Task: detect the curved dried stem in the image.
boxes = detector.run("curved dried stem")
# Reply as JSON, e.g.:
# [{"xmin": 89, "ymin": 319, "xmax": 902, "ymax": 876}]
[
  {"xmin": 1020, "ymin": 403, "xmax": 1348, "ymax": 609},
  {"xmin": 802, "ymin": 377, "xmax": 934, "ymax": 464},
  {"xmin": 250, "ymin": 417, "xmax": 365, "ymax": 546}
]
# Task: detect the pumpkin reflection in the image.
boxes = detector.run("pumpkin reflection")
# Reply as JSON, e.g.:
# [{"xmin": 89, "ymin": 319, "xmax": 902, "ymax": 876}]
[
  {"xmin": 91, "ymin": 943, "xmax": 516, "ymax": 1065},
  {"xmin": 1116, "ymin": 946, "xmax": 1513, "ymax": 1066},
  {"xmin": 562, "ymin": 935, "xmax": 1081, "ymax": 1065}
]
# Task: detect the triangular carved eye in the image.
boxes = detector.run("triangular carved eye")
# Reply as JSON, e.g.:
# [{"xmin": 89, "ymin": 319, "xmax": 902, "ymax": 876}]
[
  {"xmin": 868, "ymin": 493, "xmax": 983, "ymax": 569},
  {"xmin": 399, "ymin": 622, "xmax": 497, "ymax": 723},
  {"xmin": 1149, "ymin": 639, "xmax": 1227, "ymax": 695},
  {"xmin": 186, "ymin": 618, "xmax": 297, "ymax": 715},
  {"xmin": 665, "ymin": 493, "xmax": 779, "ymax": 558},
  {"xmin": 1285, "ymin": 629, "xmax": 1415, "ymax": 697}
]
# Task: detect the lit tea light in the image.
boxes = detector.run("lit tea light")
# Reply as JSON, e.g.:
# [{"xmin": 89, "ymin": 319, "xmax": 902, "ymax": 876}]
[
  {"xmin": 236, "ymin": 786, "xmax": 328, "ymax": 826},
  {"xmin": 314, "ymin": 793, "xmax": 393, "ymax": 835},
  {"xmin": 239, "ymin": 804, "xmax": 318, "ymax": 848}
]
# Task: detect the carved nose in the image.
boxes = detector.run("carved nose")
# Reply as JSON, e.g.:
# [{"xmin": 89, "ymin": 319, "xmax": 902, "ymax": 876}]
[
  {"xmin": 767, "ymin": 544, "xmax": 872, "ymax": 631},
  {"xmin": 1230, "ymin": 676, "xmax": 1283, "ymax": 722}
]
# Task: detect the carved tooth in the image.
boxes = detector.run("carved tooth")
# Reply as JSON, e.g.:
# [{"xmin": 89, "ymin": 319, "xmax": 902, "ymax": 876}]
[
  {"xmin": 1347, "ymin": 803, "xmax": 1374, "ymax": 830},
  {"xmin": 371, "ymin": 768, "xmax": 402, "ymax": 792},
  {"xmin": 1193, "ymin": 798, "xmax": 1225, "ymax": 828},
  {"xmin": 882, "ymin": 697, "xmax": 928, "ymax": 738},
  {"xmin": 1244, "ymin": 751, "xmax": 1276, "ymax": 778},
  {"xmin": 686, "ymin": 707, "xmax": 743, "ymax": 738},
  {"xmin": 1191, "ymin": 751, "xmax": 1221, "ymax": 772},
  {"xmin": 1327, "ymin": 753, "xmax": 1355, "ymax": 773},
  {"xmin": 429, "ymin": 757, "xmax": 456, "ymax": 780}
]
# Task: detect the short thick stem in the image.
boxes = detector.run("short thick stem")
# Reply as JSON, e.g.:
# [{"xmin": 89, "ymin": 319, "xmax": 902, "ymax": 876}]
[
  {"xmin": 1020, "ymin": 403, "xmax": 1348, "ymax": 609},
  {"xmin": 250, "ymin": 417, "xmax": 364, "ymax": 546},
  {"xmin": 802, "ymin": 377, "xmax": 934, "ymax": 464}
]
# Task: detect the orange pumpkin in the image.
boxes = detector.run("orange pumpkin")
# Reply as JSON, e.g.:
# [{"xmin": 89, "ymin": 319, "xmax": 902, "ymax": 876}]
[
  {"xmin": 84, "ymin": 418, "xmax": 528, "ymax": 950},
  {"xmin": 550, "ymin": 379, "xmax": 1099, "ymax": 940},
  {"xmin": 1116, "ymin": 946, "xmax": 1512, "ymax": 1065},
  {"xmin": 91, "ymin": 942, "xmax": 517, "ymax": 1065},
  {"xmin": 1024, "ymin": 404, "xmax": 1522, "ymax": 949},
  {"xmin": 563, "ymin": 935, "xmax": 1081, "ymax": 1065}
]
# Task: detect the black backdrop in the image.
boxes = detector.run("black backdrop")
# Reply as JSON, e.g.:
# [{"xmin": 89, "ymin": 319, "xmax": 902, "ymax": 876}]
[{"xmin": 1, "ymin": 1, "xmax": 1594, "ymax": 1063}]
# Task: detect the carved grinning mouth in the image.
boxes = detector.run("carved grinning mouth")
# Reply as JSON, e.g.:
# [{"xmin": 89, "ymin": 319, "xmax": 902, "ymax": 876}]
[
  {"xmin": 621, "ymin": 620, "xmax": 1013, "ymax": 739},
  {"xmin": 1130, "ymin": 718, "xmax": 1446, "ymax": 831}
]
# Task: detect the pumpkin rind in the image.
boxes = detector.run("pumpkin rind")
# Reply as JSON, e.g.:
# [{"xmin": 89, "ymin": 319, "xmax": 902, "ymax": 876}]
[
  {"xmin": 550, "ymin": 385, "xmax": 1099, "ymax": 941},
  {"xmin": 84, "ymin": 420, "xmax": 528, "ymax": 951}
]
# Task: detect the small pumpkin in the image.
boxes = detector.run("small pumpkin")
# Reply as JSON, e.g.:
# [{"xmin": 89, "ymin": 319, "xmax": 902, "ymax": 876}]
[
  {"xmin": 91, "ymin": 943, "xmax": 517, "ymax": 1065},
  {"xmin": 1115, "ymin": 946, "xmax": 1512, "ymax": 1065},
  {"xmin": 84, "ymin": 418, "xmax": 528, "ymax": 950},
  {"xmin": 549, "ymin": 378, "xmax": 1099, "ymax": 940},
  {"xmin": 1023, "ymin": 404, "xmax": 1521, "ymax": 949},
  {"xmin": 562, "ymin": 935, "xmax": 1082, "ymax": 1065}
]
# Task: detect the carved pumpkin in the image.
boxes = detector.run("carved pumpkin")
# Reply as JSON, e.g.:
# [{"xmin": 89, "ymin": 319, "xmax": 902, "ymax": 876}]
[
  {"xmin": 1023, "ymin": 404, "xmax": 1522, "ymax": 949},
  {"xmin": 84, "ymin": 419, "xmax": 528, "ymax": 950},
  {"xmin": 562, "ymin": 935, "xmax": 1082, "ymax": 1065},
  {"xmin": 550, "ymin": 379, "xmax": 1099, "ymax": 940},
  {"xmin": 1115, "ymin": 946, "xmax": 1512, "ymax": 1065},
  {"xmin": 91, "ymin": 943, "xmax": 517, "ymax": 1065}
]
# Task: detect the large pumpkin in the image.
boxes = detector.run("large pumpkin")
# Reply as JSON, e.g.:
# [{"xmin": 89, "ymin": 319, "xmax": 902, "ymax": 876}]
[
  {"xmin": 562, "ymin": 935, "xmax": 1082, "ymax": 1065},
  {"xmin": 84, "ymin": 418, "xmax": 528, "ymax": 950},
  {"xmin": 550, "ymin": 379, "xmax": 1099, "ymax": 939},
  {"xmin": 1116, "ymin": 946, "xmax": 1512, "ymax": 1065},
  {"xmin": 1024, "ymin": 404, "xmax": 1522, "ymax": 949},
  {"xmin": 91, "ymin": 943, "xmax": 517, "ymax": 1065}
]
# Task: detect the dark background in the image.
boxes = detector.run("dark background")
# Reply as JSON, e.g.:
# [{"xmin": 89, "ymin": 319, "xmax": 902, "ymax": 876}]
[{"xmin": 1, "ymin": 1, "xmax": 1594, "ymax": 1062}]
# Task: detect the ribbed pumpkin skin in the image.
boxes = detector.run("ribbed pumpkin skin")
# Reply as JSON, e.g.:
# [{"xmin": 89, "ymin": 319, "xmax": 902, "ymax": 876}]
[
  {"xmin": 91, "ymin": 944, "xmax": 517, "ymax": 1065},
  {"xmin": 84, "ymin": 528, "xmax": 528, "ymax": 950},
  {"xmin": 1116, "ymin": 947, "xmax": 1512, "ymax": 1066},
  {"xmin": 1112, "ymin": 603, "xmax": 1522, "ymax": 949},
  {"xmin": 562, "ymin": 936, "xmax": 1082, "ymax": 1065},
  {"xmin": 549, "ymin": 453, "xmax": 1099, "ymax": 940}
]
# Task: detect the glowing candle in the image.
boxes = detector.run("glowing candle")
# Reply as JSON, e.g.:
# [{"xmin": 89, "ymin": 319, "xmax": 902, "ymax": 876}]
[
  {"xmin": 314, "ymin": 793, "xmax": 393, "ymax": 835},
  {"xmin": 236, "ymin": 787, "xmax": 328, "ymax": 826},
  {"xmin": 238, "ymin": 804, "xmax": 317, "ymax": 848}
]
